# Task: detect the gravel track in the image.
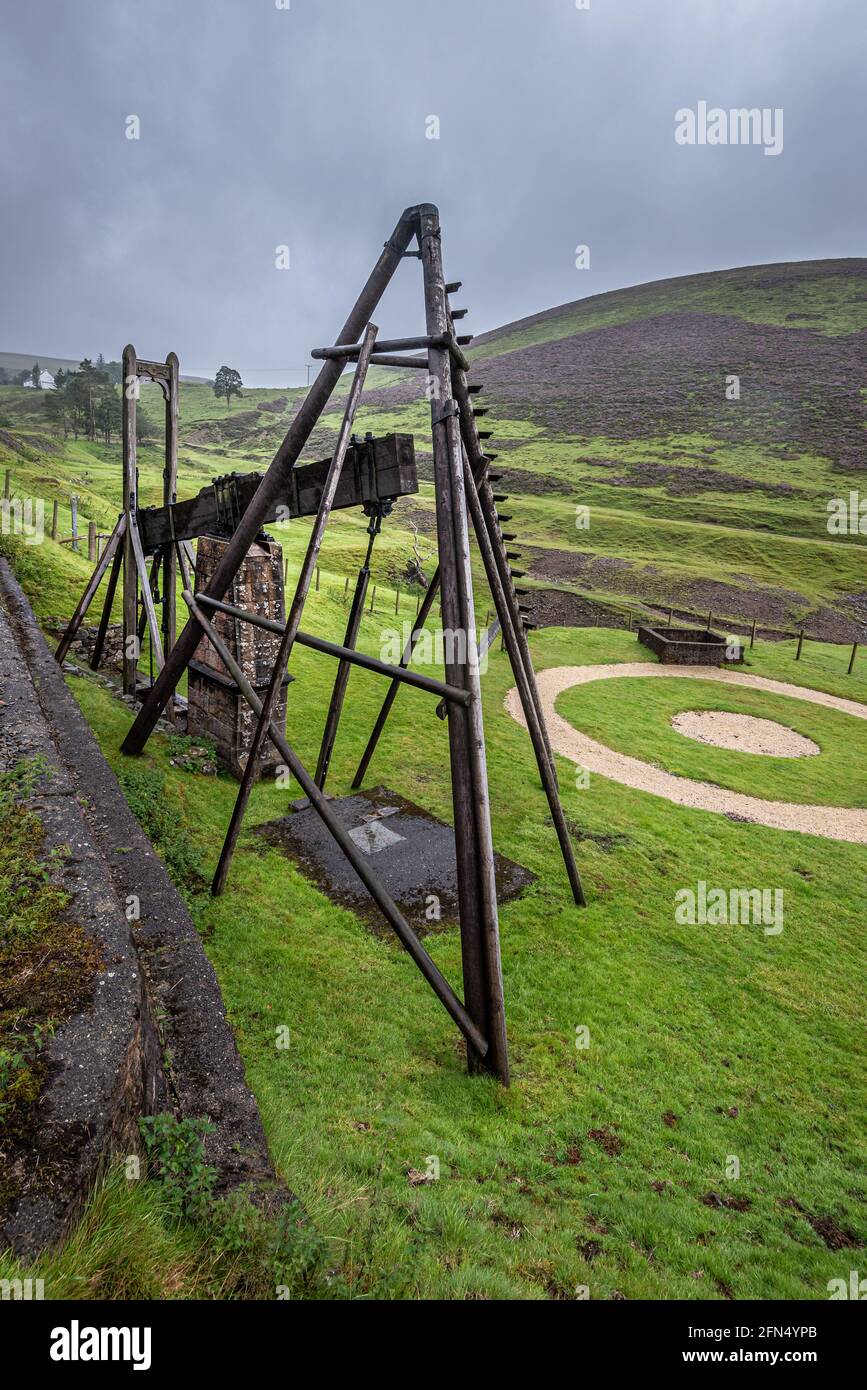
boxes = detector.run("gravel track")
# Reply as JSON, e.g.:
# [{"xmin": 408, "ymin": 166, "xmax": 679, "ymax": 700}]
[{"xmin": 504, "ymin": 662, "xmax": 867, "ymax": 844}]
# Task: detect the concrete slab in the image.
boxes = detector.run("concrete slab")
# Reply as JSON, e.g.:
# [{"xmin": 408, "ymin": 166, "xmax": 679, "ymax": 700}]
[{"xmin": 256, "ymin": 785, "xmax": 534, "ymax": 937}]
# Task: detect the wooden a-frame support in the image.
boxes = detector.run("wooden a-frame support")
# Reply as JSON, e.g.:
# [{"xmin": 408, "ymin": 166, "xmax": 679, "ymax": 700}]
[
  {"xmin": 54, "ymin": 347, "xmax": 180, "ymax": 697},
  {"xmin": 117, "ymin": 205, "xmax": 585, "ymax": 1086}
]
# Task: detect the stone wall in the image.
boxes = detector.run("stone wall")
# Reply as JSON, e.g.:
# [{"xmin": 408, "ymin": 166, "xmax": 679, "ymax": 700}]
[{"xmin": 188, "ymin": 536, "xmax": 288, "ymax": 779}]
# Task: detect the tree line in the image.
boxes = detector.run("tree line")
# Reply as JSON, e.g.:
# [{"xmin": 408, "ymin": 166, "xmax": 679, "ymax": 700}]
[{"xmin": 42, "ymin": 357, "xmax": 150, "ymax": 444}]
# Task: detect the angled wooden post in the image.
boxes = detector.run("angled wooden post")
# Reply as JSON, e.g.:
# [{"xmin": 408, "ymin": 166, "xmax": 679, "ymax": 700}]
[
  {"xmin": 162, "ymin": 352, "xmax": 179, "ymax": 663},
  {"xmin": 54, "ymin": 515, "xmax": 126, "ymax": 665},
  {"xmin": 121, "ymin": 345, "xmax": 139, "ymax": 696},
  {"xmin": 91, "ymin": 540, "xmax": 124, "ymax": 671},
  {"xmin": 121, "ymin": 208, "xmax": 420, "ymax": 756},
  {"xmin": 212, "ymin": 322, "xmax": 380, "ymax": 895}
]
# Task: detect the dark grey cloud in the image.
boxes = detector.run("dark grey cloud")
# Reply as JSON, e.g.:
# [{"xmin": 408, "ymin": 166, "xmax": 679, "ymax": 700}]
[{"xmin": 2, "ymin": 0, "xmax": 864, "ymax": 384}]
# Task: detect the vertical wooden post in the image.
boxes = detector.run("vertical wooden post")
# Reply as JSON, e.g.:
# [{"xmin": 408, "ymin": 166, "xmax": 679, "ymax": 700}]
[
  {"xmin": 70, "ymin": 495, "xmax": 79, "ymax": 552},
  {"xmin": 3, "ymin": 469, "xmax": 10, "ymax": 500},
  {"xmin": 88, "ymin": 521, "xmax": 96, "ymax": 563},
  {"xmin": 628, "ymin": 609, "xmax": 633, "ymax": 632},
  {"xmin": 419, "ymin": 203, "xmax": 507, "ymax": 1084},
  {"xmin": 343, "ymin": 574, "xmax": 349, "ymax": 599},
  {"xmin": 315, "ymin": 564, "xmax": 321, "ymax": 592},
  {"xmin": 750, "ymin": 617, "xmax": 757, "ymax": 649},
  {"xmin": 848, "ymin": 642, "xmax": 858, "ymax": 675},
  {"xmin": 162, "ymin": 352, "xmax": 179, "ymax": 666},
  {"xmin": 707, "ymin": 610, "xmax": 713, "ymax": 631},
  {"xmin": 51, "ymin": 500, "xmax": 59, "ymax": 540},
  {"xmin": 369, "ymin": 584, "xmax": 376, "ymax": 614},
  {"xmin": 796, "ymin": 629, "xmax": 805, "ymax": 661},
  {"xmin": 315, "ymin": 521, "xmax": 380, "ymax": 790},
  {"xmin": 394, "ymin": 585, "xmax": 400, "ymax": 615},
  {"xmin": 667, "ymin": 606, "xmax": 673, "ymax": 625},
  {"xmin": 122, "ymin": 345, "xmax": 138, "ymax": 696}
]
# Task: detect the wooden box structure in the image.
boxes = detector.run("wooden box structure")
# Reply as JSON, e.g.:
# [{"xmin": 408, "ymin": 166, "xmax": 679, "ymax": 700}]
[
  {"xmin": 188, "ymin": 536, "xmax": 288, "ymax": 778},
  {"xmin": 638, "ymin": 624, "xmax": 743, "ymax": 666}
]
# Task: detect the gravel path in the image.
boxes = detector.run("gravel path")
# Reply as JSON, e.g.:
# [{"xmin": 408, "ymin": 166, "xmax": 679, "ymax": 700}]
[{"xmin": 505, "ymin": 662, "xmax": 867, "ymax": 844}]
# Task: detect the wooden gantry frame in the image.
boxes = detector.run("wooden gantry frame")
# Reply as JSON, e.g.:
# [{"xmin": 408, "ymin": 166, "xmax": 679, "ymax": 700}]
[
  {"xmin": 66, "ymin": 205, "xmax": 585, "ymax": 1086},
  {"xmin": 55, "ymin": 348, "xmax": 187, "ymax": 695}
]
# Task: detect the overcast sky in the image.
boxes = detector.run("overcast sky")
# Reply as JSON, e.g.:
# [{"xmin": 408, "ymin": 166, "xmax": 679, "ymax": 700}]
[{"xmin": 2, "ymin": 0, "xmax": 864, "ymax": 385}]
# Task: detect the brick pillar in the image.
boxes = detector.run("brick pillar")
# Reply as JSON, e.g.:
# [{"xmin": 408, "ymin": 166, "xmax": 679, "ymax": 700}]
[{"xmin": 187, "ymin": 535, "xmax": 289, "ymax": 780}]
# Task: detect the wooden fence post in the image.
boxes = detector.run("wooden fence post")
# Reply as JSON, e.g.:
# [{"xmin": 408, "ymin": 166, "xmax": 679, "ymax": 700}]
[
  {"xmin": 51, "ymin": 500, "xmax": 59, "ymax": 540},
  {"xmin": 750, "ymin": 617, "xmax": 757, "ymax": 649},
  {"xmin": 796, "ymin": 629, "xmax": 805, "ymax": 661},
  {"xmin": 88, "ymin": 521, "xmax": 97, "ymax": 563},
  {"xmin": 369, "ymin": 584, "xmax": 376, "ymax": 614},
  {"xmin": 70, "ymin": 495, "xmax": 79, "ymax": 552},
  {"xmin": 3, "ymin": 469, "xmax": 10, "ymax": 500},
  {"xmin": 848, "ymin": 642, "xmax": 858, "ymax": 675},
  {"xmin": 395, "ymin": 585, "xmax": 400, "ymax": 615}
]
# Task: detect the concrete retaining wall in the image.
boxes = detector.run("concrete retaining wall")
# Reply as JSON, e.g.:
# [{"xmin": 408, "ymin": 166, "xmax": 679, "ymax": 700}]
[{"xmin": 0, "ymin": 559, "xmax": 284, "ymax": 1257}]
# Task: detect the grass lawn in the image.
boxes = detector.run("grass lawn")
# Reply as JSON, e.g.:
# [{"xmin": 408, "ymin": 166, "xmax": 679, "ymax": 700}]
[
  {"xmin": 4, "ymin": 566, "xmax": 864, "ymax": 1298},
  {"xmin": 556, "ymin": 670, "xmax": 867, "ymax": 807}
]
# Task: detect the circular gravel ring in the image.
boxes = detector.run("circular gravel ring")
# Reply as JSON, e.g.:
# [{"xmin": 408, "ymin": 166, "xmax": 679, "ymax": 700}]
[
  {"xmin": 505, "ymin": 663, "xmax": 867, "ymax": 844},
  {"xmin": 671, "ymin": 710, "xmax": 821, "ymax": 758}
]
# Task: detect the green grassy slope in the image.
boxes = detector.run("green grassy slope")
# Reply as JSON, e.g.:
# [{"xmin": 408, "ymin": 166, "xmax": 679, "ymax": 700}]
[
  {"xmin": 2, "ymin": 258, "xmax": 866, "ymax": 641},
  {"xmin": 1, "ymin": 262, "xmax": 866, "ymax": 1299},
  {"xmin": 350, "ymin": 259, "xmax": 867, "ymax": 641},
  {"xmin": 2, "ymin": 515, "xmax": 866, "ymax": 1299}
]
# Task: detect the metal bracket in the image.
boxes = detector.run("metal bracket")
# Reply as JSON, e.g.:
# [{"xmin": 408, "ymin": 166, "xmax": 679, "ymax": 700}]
[{"xmin": 432, "ymin": 402, "xmax": 460, "ymax": 428}]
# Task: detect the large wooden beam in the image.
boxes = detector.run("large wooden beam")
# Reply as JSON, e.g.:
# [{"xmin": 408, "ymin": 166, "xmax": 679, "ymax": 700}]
[{"xmin": 136, "ymin": 434, "xmax": 417, "ymax": 553}]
